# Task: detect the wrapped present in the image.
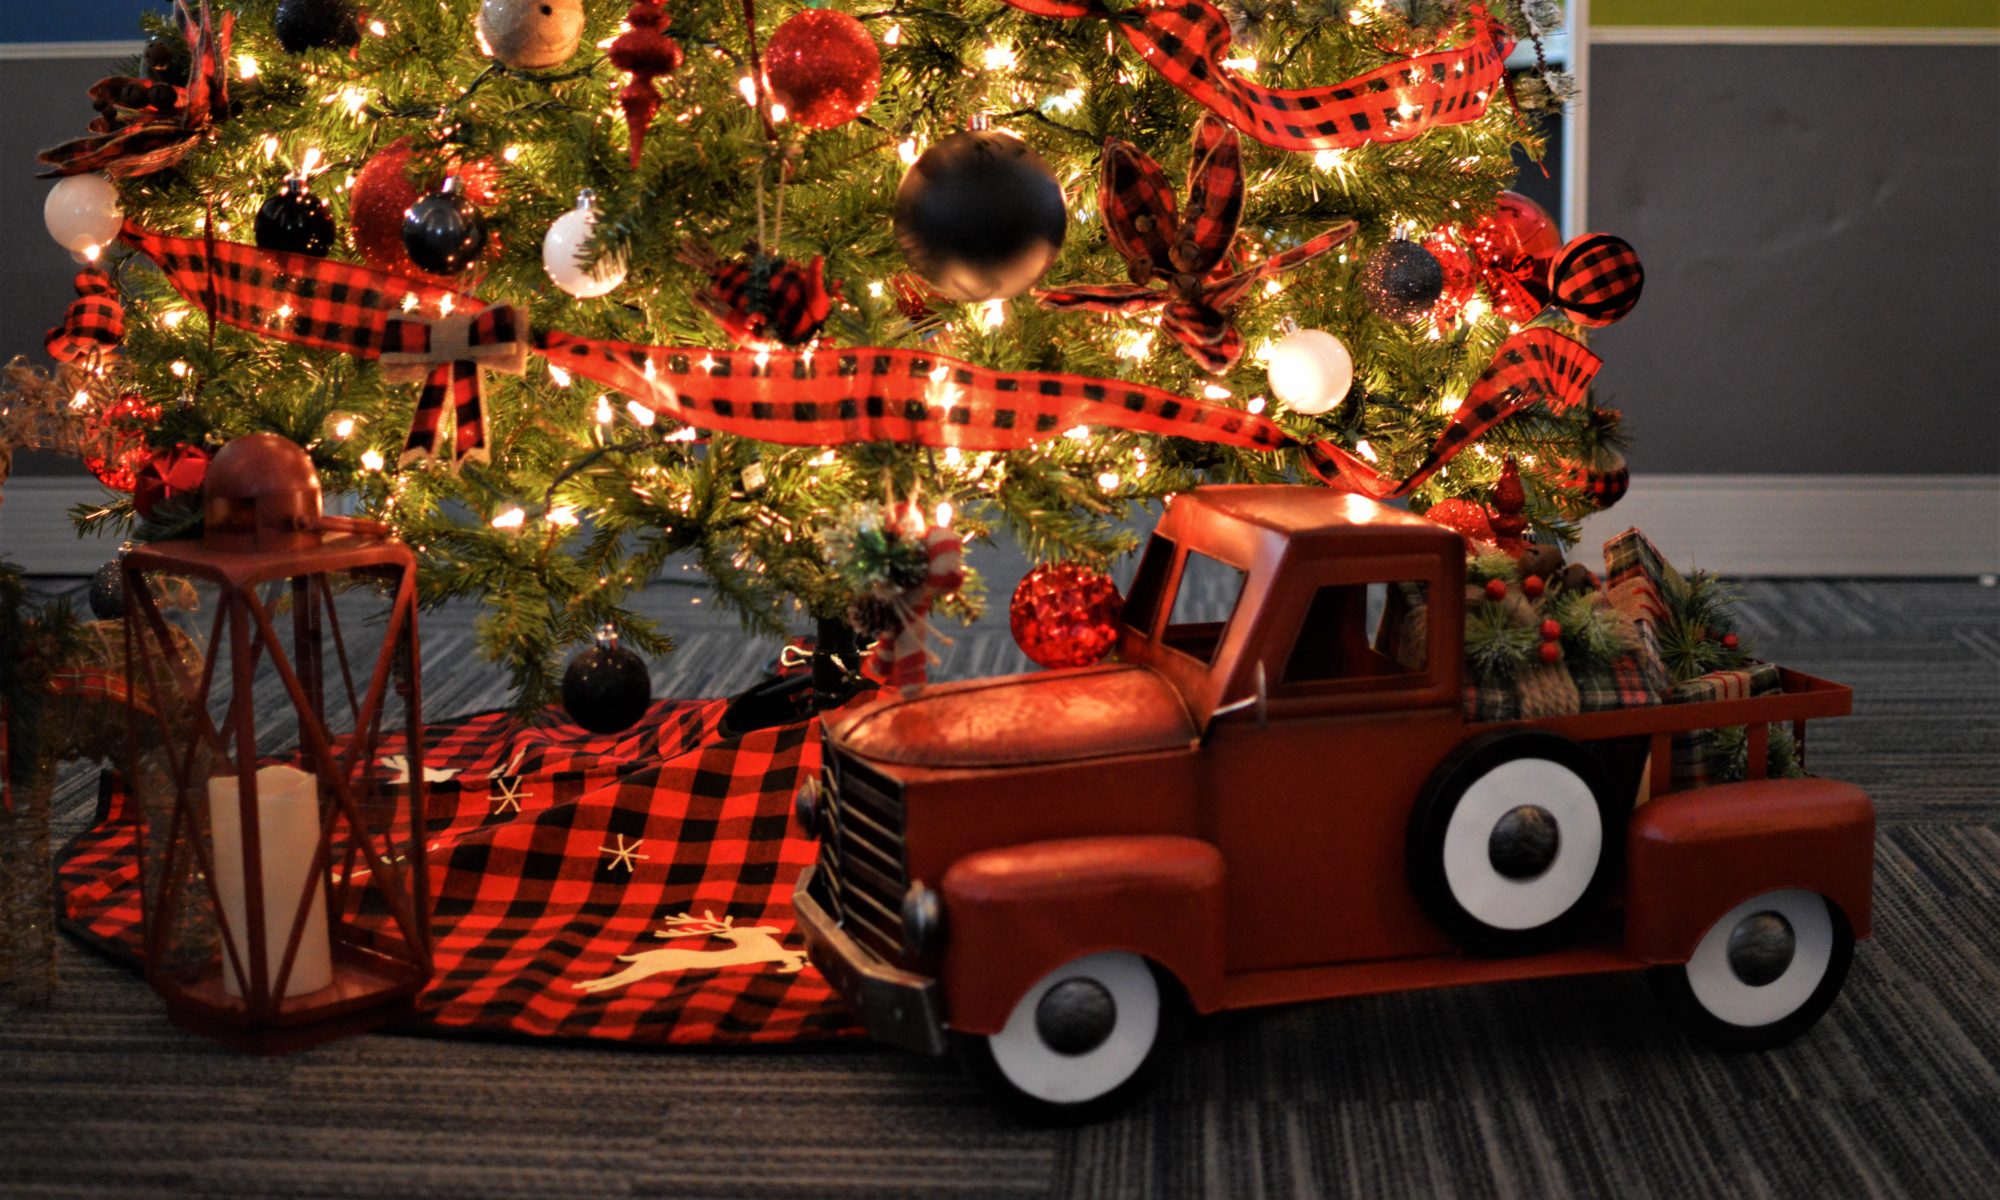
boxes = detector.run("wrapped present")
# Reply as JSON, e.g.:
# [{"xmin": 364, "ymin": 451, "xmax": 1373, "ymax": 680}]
[
  {"xmin": 1601, "ymin": 527, "xmax": 1671, "ymax": 630},
  {"xmin": 1670, "ymin": 662, "xmax": 1784, "ymax": 789}
]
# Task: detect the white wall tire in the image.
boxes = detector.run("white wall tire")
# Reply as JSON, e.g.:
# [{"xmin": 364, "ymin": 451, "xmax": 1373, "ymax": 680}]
[
  {"xmin": 1655, "ymin": 889, "xmax": 1855, "ymax": 1051},
  {"xmin": 955, "ymin": 951, "xmax": 1181, "ymax": 1121},
  {"xmin": 1409, "ymin": 733, "xmax": 1620, "ymax": 955}
]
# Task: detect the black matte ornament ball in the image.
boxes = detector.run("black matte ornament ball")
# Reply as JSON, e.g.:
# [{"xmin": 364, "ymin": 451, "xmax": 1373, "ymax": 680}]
[
  {"xmin": 402, "ymin": 177, "xmax": 487, "ymax": 276},
  {"xmin": 256, "ymin": 177, "xmax": 337, "ymax": 257},
  {"xmin": 274, "ymin": 0, "xmax": 361, "ymax": 54},
  {"xmin": 894, "ymin": 129, "xmax": 1067, "ymax": 303},
  {"xmin": 1361, "ymin": 239, "xmax": 1446, "ymax": 323},
  {"xmin": 88, "ymin": 560, "xmax": 127, "ymax": 621},
  {"xmin": 561, "ymin": 627, "xmax": 652, "ymax": 734}
]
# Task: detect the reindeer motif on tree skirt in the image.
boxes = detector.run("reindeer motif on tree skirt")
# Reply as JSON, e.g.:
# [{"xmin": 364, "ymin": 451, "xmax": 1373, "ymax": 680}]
[{"xmin": 573, "ymin": 911, "xmax": 808, "ymax": 994}]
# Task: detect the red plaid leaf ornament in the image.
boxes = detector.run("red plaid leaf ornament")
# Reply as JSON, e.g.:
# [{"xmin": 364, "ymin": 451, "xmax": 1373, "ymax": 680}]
[
  {"xmin": 1037, "ymin": 115, "xmax": 1357, "ymax": 374},
  {"xmin": 1001, "ymin": 0, "xmax": 1513, "ymax": 153},
  {"xmin": 38, "ymin": 1, "xmax": 233, "ymax": 179},
  {"xmin": 44, "ymin": 269, "xmax": 125, "ymax": 363},
  {"xmin": 687, "ymin": 243, "xmax": 838, "ymax": 349}
]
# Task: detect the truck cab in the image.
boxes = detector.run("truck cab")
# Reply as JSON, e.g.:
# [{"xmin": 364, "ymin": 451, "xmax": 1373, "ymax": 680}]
[{"xmin": 794, "ymin": 485, "xmax": 1873, "ymax": 1118}]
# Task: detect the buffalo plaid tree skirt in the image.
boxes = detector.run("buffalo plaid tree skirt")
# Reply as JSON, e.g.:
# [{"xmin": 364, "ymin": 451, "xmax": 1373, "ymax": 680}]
[{"xmin": 55, "ymin": 698, "xmax": 861, "ymax": 1045}]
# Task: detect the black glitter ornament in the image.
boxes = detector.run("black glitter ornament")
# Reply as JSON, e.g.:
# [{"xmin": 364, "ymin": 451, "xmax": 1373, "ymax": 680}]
[
  {"xmin": 894, "ymin": 128, "xmax": 1067, "ymax": 303},
  {"xmin": 561, "ymin": 624, "xmax": 652, "ymax": 734},
  {"xmin": 401, "ymin": 177, "xmax": 487, "ymax": 276},
  {"xmin": 88, "ymin": 559, "xmax": 128, "ymax": 620},
  {"xmin": 274, "ymin": 0, "xmax": 361, "ymax": 54},
  {"xmin": 1361, "ymin": 239, "xmax": 1445, "ymax": 323},
  {"xmin": 255, "ymin": 176, "xmax": 337, "ymax": 257}
]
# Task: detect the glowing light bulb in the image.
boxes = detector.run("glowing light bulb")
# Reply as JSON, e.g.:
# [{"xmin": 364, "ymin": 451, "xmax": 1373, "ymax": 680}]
[
  {"xmin": 934, "ymin": 500, "xmax": 955, "ymax": 528},
  {"xmin": 982, "ymin": 44, "xmax": 1018, "ymax": 71},
  {"xmin": 491, "ymin": 507, "xmax": 526, "ymax": 529},
  {"xmin": 360, "ymin": 449, "xmax": 386, "ymax": 471},
  {"xmin": 237, "ymin": 54, "xmax": 258, "ymax": 80},
  {"xmin": 333, "ymin": 417, "xmax": 356, "ymax": 439},
  {"xmin": 626, "ymin": 400, "xmax": 656, "ymax": 426},
  {"xmin": 1097, "ymin": 470, "xmax": 1120, "ymax": 490}
]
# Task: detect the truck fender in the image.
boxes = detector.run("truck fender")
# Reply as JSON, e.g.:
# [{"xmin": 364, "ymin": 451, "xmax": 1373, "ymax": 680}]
[
  {"xmin": 1625, "ymin": 778, "xmax": 1875, "ymax": 963},
  {"xmin": 938, "ymin": 836, "xmax": 1226, "ymax": 1036}
]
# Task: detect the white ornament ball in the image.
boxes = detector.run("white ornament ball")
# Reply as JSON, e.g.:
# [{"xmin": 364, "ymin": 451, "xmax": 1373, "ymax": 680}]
[
  {"xmin": 1266, "ymin": 328, "xmax": 1354, "ymax": 415},
  {"xmin": 478, "ymin": 0, "xmax": 584, "ymax": 70},
  {"xmin": 44, "ymin": 174, "xmax": 125, "ymax": 262},
  {"xmin": 541, "ymin": 192, "xmax": 626, "ymax": 299}
]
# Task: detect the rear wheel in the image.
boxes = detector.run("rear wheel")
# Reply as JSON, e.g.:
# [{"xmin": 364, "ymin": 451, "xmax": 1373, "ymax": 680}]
[
  {"xmin": 954, "ymin": 951, "xmax": 1184, "ymax": 1123},
  {"xmin": 1408, "ymin": 732, "xmax": 1620, "ymax": 955},
  {"xmin": 1652, "ymin": 888, "xmax": 1854, "ymax": 1051}
]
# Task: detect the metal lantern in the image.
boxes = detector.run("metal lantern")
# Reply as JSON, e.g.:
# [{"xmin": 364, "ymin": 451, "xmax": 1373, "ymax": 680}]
[{"xmin": 121, "ymin": 433, "xmax": 431, "ymax": 1049}]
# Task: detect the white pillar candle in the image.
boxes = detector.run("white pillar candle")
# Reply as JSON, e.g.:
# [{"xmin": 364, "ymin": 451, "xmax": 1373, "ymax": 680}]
[{"xmin": 208, "ymin": 765, "xmax": 334, "ymax": 999}]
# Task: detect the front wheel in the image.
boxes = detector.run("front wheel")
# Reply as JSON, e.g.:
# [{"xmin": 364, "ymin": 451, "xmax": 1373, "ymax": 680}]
[
  {"xmin": 1652, "ymin": 888, "xmax": 1855, "ymax": 1051},
  {"xmin": 954, "ymin": 951, "xmax": 1184, "ymax": 1122}
]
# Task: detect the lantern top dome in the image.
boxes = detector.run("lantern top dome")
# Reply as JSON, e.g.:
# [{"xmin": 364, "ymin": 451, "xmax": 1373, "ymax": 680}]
[{"xmin": 203, "ymin": 433, "xmax": 323, "ymax": 551}]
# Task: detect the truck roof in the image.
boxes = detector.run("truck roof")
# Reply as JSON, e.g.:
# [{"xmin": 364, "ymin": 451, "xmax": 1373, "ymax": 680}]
[{"xmin": 1176, "ymin": 485, "xmax": 1462, "ymax": 550}]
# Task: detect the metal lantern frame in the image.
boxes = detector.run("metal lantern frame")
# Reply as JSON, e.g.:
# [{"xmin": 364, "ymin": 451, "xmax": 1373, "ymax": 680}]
[{"xmin": 122, "ymin": 531, "xmax": 431, "ymax": 1050}]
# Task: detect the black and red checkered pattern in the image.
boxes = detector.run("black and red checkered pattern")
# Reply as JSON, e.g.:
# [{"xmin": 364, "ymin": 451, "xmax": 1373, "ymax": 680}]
[
  {"xmin": 1550, "ymin": 233, "xmax": 1644, "ymax": 327},
  {"xmin": 1037, "ymin": 115, "xmax": 1355, "ymax": 373},
  {"xmin": 1564, "ymin": 450, "xmax": 1630, "ymax": 510},
  {"xmin": 43, "ymin": 269, "xmax": 125, "ymax": 363},
  {"xmin": 1308, "ymin": 326, "xmax": 1601, "ymax": 498},
  {"xmin": 56, "ymin": 698, "xmax": 862, "ymax": 1045},
  {"xmin": 1001, "ymin": 0, "xmax": 1513, "ymax": 153}
]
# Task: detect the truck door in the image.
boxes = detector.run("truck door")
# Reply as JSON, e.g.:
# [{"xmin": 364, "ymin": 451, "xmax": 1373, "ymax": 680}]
[{"xmin": 1204, "ymin": 566, "xmax": 1467, "ymax": 971}]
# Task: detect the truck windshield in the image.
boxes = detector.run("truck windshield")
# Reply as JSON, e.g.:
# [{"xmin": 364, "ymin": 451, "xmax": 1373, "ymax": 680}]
[
  {"xmin": 1162, "ymin": 550, "xmax": 1247, "ymax": 663},
  {"xmin": 1121, "ymin": 535, "xmax": 1175, "ymax": 635}
]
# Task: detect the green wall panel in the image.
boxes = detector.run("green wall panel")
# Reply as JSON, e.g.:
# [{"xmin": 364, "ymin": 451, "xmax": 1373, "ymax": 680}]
[{"xmin": 1593, "ymin": 0, "xmax": 1999, "ymax": 28}]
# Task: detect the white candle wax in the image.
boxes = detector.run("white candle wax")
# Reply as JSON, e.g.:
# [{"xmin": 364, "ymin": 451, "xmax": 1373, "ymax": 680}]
[{"xmin": 207, "ymin": 765, "xmax": 334, "ymax": 999}]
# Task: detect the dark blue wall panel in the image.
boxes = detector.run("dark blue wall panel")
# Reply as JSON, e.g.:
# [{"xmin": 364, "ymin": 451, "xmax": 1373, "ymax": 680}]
[{"xmin": 9, "ymin": 3, "xmax": 167, "ymax": 44}]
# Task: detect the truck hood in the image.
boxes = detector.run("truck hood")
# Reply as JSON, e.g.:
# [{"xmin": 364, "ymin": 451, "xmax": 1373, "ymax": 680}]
[{"xmin": 827, "ymin": 663, "xmax": 1199, "ymax": 770}]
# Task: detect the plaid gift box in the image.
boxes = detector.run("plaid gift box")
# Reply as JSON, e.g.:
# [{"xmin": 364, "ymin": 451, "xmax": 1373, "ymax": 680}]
[
  {"xmin": 58, "ymin": 697, "xmax": 861, "ymax": 1046},
  {"xmin": 1669, "ymin": 662, "xmax": 1783, "ymax": 791},
  {"xmin": 1602, "ymin": 527, "xmax": 1671, "ymax": 629}
]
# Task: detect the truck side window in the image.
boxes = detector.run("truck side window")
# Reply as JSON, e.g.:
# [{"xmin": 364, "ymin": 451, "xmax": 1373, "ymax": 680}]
[
  {"xmin": 1163, "ymin": 550, "xmax": 1247, "ymax": 664},
  {"xmin": 1120, "ymin": 535, "xmax": 1175, "ymax": 634},
  {"xmin": 1283, "ymin": 581, "xmax": 1429, "ymax": 683}
]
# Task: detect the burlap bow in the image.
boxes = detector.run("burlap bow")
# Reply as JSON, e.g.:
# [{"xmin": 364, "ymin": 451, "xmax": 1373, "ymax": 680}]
[{"xmin": 381, "ymin": 306, "xmax": 530, "ymax": 467}]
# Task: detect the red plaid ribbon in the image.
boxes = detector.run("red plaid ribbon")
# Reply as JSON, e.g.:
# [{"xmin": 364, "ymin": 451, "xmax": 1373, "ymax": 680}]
[
  {"xmin": 122, "ymin": 223, "xmax": 1597, "ymax": 495},
  {"xmin": 1001, "ymin": 0, "xmax": 1513, "ymax": 152},
  {"xmin": 381, "ymin": 307, "xmax": 532, "ymax": 466},
  {"xmin": 1037, "ymin": 115, "xmax": 1356, "ymax": 374}
]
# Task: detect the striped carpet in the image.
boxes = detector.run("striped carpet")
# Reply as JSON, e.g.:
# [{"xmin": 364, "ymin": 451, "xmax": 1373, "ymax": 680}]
[{"xmin": 2, "ymin": 572, "xmax": 1994, "ymax": 1199}]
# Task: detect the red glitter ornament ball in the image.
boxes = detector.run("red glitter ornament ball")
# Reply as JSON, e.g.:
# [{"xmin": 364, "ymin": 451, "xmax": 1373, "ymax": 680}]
[
  {"xmin": 1009, "ymin": 562, "xmax": 1123, "ymax": 670},
  {"xmin": 1423, "ymin": 497, "xmax": 1495, "ymax": 545},
  {"xmin": 349, "ymin": 139, "xmax": 499, "ymax": 278},
  {"xmin": 763, "ymin": 10, "xmax": 880, "ymax": 131},
  {"xmin": 132, "ymin": 444, "xmax": 210, "ymax": 519},
  {"xmin": 83, "ymin": 392, "xmax": 161, "ymax": 492},
  {"xmin": 1466, "ymin": 191, "xmax": 1561, "ymax": 323}
]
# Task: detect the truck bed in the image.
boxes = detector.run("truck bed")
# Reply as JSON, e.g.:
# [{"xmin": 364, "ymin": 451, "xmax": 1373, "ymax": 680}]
[{"xmin": 1476, "ymin": 668, "xmax": 1853, "ymax": 798}]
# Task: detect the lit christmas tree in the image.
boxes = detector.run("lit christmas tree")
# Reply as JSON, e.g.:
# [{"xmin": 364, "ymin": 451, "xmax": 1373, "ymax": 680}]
[{"xmin": 30, "ymin": 0, "xmax": 1636, "ymax": 710}]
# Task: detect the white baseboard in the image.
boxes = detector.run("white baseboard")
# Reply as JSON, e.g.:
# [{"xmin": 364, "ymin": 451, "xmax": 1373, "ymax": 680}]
[
  {"xmin": 0, "ymin": 476, "xmax": 120, "ymax": 576},
  {"xmin": 5, "ymin": 474, "xmax": 1996, "ymax": 579},
  {"xmin": 1574, "ymin": 475, "xmax": 2000, "ymax": 577}
]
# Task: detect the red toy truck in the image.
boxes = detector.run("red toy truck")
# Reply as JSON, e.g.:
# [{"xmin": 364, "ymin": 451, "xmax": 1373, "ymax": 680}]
[{"xmin": 794, "ymin": 486, "xmax": 1873, "ymax": 1118}]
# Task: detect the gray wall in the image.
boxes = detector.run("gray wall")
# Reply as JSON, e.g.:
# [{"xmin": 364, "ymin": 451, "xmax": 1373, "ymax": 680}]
[
  {"xmin": 6, "ymin": 45, "xmax": 1998, "ymax": 477},
  {"xmin": 1588, "ymin": 43, "xmax": 2000, "ymax": 475}
]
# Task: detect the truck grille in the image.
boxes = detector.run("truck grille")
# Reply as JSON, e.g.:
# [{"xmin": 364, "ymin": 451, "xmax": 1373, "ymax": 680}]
[{"xmin": 817, "ymin": 746, "xmax": 908, "ymax": 963}]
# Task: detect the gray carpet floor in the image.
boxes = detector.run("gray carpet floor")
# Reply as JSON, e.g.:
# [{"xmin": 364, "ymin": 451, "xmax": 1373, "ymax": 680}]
[{"xmin": 2, "ymin": 571, "xmax": 1995, "ymax": 1199}]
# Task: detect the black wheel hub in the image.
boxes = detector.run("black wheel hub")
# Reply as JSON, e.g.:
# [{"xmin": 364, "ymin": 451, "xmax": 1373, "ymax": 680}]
[
  {"xmin": 1035, "ymin": 978, "xmax": 1117, "ymax": 1056},
  {"xmin": 1488, "ymin": 805, "xmax": 1561, "ymax": 879},
  {"xmin": 1727, "ymin": 911, "xmax": 1796, "ymax": 986}
]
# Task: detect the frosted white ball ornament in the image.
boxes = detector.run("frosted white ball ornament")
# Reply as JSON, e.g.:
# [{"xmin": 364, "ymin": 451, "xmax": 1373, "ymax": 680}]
[
  {"xmin": 1265, "ymin": 328, "xmax": 1354, "ymax": 415},
  {"xmin": 44, "ymin": 174, "xmax": 125, "ymax": 263},
  {"xmin": 541, "ymin": 190, "xmax": 626, "ymax": 299}
]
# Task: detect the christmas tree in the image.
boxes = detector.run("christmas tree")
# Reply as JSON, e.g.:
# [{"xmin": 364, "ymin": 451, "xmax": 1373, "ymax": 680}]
[{"xmin": 29, "ymin": 0, "xmax": 1634, "ymax": 711}]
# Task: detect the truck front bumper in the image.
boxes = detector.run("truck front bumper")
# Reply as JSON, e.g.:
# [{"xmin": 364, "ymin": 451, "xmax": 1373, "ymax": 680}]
[{"xmin": 794, "ymin": 865, "xmax": 949, "ymax": 1057}]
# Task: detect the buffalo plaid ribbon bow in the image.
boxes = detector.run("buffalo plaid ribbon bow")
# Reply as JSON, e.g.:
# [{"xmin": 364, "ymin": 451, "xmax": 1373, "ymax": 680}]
[
  {"xmin": 1000, "ymin": 0, "xmax": 1513, "ymax": 153},
  {"xmin": 381, "ymin": 307, "xmax": 531, "ymax": 467},
  {"xmin": 38, "ymin": 1, "xmax": 233, "ymax": 179},
  {"xmin": 1037, "ymin": 115, "xmax": 1357, "ymax": 374}
]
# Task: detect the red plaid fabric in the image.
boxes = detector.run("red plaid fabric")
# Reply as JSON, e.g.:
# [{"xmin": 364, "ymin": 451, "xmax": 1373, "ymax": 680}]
[
  {"xmin": 694, "ymin": 248, "xmax": 835, "ymax": 348},
  {"xmin": 1564, "ymin": 451, "xmax": 1631, "ymax": 510},
  {"xmin": 380, "ymin": 306, "xmax": 531, "ymax": 466},
  {"xmin": 56, "ymin": 698, "xmax": 861, "ymax": 1045},
  {"xmin": 1550, "ymin": 233, "xmax": 1644, "ymax": 327},
  {"xmin": 1001, "ymin": 0, "xmax": 1513, "ymax": 153},
  {"xmin": 1309, "ymin": 326, "xmax": 1601, "ymax": 498},
  {"xmin": 37, "ymin": 2, "xmax": 233, "ymax": 179},
  {"xmin": 44, "ymin": 269, "xmax": 125, "ymax": 363},
  {"xmin": 1037, "ymin": 115, "xmax": 1355, "ymax": 373}
]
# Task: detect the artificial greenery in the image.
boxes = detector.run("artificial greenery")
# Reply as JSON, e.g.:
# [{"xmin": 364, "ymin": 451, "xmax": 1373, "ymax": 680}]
[
  {"xmin": 1550, "ymin": 587, "xmax": 1631, "ymax": 669},
  {"xmin": 1656, "ymin": 565, "xmax": 1753, "ymax": 684},
  {"xmin": 71, "ymin": 0, "xmax": 1602, "ymax": 706},
  {"xmin": 1705, "ymin": 722, "xmax": 1806, "ymax": 784},
  {"xmin": 1463, "ymin": 595, "xmax": 1539, "ymax": 685}
]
